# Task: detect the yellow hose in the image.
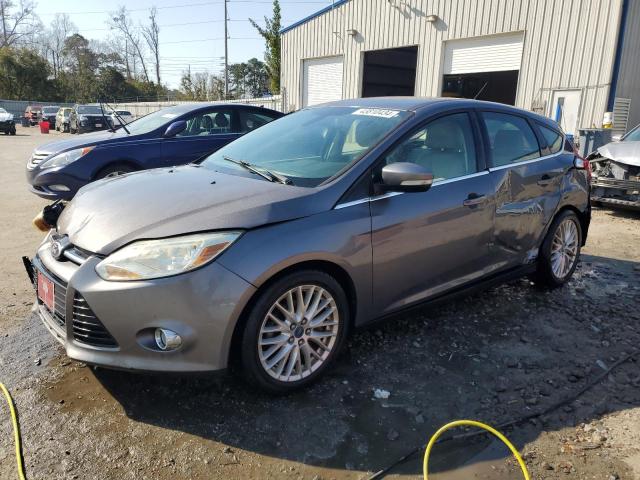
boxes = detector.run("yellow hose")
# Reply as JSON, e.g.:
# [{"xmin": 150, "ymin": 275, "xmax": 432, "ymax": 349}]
[
  {"xmin": 423, "ymin": 420, "xmax": 530, "ymax": 480},
  {"xmin": 0, "ymin": 382, "xmax": 26, "ymax": 480}
]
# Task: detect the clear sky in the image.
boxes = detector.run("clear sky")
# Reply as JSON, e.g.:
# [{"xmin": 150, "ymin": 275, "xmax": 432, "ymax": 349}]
[{"xmin": 34, "ymin": 0, "xmax": 332, "ymax": 89}]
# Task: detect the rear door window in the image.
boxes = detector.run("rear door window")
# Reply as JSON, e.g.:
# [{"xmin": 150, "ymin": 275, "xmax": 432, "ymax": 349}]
[
  {"xmin": 481, "ymin": 112, "xmax": 541, "ymax": 167},
  {"xmin": 178, "ymin": 109, "xmax": 236, "ymax": 137},
  {"xmin": 238, "ymin": 110, "xmax": 280, "ymax": 133},
  {"xmin": 538, "ymin": 124, "xmax": 564, "ymax": 154}
]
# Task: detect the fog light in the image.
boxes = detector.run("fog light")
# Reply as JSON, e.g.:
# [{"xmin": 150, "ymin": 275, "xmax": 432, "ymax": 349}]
[
  {"xmin": 154, "ymin": 328, "xmax": 182, "ymax": 351},
  {"xmin": 49, "ymin": 184, "xmax": 70, "ymax": 192}
]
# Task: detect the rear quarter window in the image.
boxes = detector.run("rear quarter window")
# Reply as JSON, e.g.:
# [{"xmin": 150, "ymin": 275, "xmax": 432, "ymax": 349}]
[{"xmin": 538, "ymin": 124, "xmax": 564, "ymax": 154}]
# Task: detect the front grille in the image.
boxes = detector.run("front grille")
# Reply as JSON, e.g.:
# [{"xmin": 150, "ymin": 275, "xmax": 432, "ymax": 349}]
[
  {"xmin": 37, "ymin": 265, "xmax": 67, "ymax": 328},
  {"xmin": 27, "ymin": 151, "xmax": 49, "ymax": 169},
  {"xmin": 72, "ymin": 294, "xmax": 118, "ymax": 348}
]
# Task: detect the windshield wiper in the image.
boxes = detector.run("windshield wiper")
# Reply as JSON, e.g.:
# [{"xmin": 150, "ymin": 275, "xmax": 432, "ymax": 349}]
[
  {"xmin": 222, "ymin": 156, "xmax": 291, "ymax": 185},
  {"xmin": 100, "ymin": 100, "xmax": 130, "ymax": 134}
]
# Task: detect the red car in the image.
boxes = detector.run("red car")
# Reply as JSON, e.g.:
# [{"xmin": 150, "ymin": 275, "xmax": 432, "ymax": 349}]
[{"xmin": 24, "ymin": 105, "xmax": 42, "ymax": 126}]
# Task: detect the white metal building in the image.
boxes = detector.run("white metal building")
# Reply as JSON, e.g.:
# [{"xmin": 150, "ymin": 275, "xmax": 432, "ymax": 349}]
[{"xmin": 280, "ymin": 0, "xmax": 640, "ymax": 136}]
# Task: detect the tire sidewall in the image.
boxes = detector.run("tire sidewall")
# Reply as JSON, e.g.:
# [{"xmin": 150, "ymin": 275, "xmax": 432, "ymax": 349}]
[
  {"xmin": 240, "ymin": 270, "xmax": 349, "ymax": 394},
  {"xmin": 540, "ymin": 211, "xmax": 582, "ymax": 286},
  {"xmin": 95, "ymin": 164, "xmax": 135, "ymax": 180}
]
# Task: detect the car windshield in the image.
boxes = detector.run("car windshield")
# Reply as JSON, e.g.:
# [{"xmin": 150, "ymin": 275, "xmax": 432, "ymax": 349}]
[
  {"xmin": 124, "ymin": 107, "xmax": 184, "ymax": 135},
  {"xmin": 43, "ymin": 107, "xmax": 58, "ymax": 114},
  {"xmin": 77, "ymin": 105, "xmax": 103, "ymax": 114},
  {"xmin": 201, "ymin": 106, "xmax": 411, "ymax": 186},
  {"xmin": 623, "ymin": 125, "xmax": 640, "ymax": 142}
]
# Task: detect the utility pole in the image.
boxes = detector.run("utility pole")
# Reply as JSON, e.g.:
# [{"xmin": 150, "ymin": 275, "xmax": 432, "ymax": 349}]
[{"xmin": 224, "ymin": 0, "xmax": 229, "ymax": 99}]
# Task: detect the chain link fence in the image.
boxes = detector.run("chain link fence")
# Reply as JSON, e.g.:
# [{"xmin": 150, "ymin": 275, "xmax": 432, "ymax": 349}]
[
  {"xmin": 0, "ymin": 99, "xmax": 74, "ymax": 119},
  {"xmin": 1, "ymin": 96, "xmax": 286, "ymax": 121}
]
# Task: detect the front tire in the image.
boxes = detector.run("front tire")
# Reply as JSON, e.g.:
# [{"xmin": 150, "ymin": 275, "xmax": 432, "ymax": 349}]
[
  {"xmin": 239, "ymin": 270, "xmax": 349, "ymax": 394},
  {"xmin": 536, "ymin": 210, "xmax": 582, "ymax": 287},
  {"xmin": 95, "ymin": 163, "xmax": 136, "ymax": 179}
]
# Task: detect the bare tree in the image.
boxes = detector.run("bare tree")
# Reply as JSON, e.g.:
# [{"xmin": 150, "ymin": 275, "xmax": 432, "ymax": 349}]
[
  {"xmin": 0, "ymin": 0, "xmax": 41, "ymax": 48},
  {"xmin": 46, "ymin": 13, "xmax": 76, "ymax": 78},
  {"xmin": 141, "ymin": 7, "xmax": 160, "ymax": 85},
  {"xmin": 109, "ymin": 6, "xmax": 149, "ymax": 82}
]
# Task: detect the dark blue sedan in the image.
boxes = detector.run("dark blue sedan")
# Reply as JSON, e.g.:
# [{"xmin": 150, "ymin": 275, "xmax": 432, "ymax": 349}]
[{"xmin": 26, "ymin": 103, "xmax": 283, "ymax": 200}]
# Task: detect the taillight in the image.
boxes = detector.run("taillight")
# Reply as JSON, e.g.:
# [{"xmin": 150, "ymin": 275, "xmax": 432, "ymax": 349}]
[{"xmin": 573, "ymin": 155, "xmax": 592, "ymax": 183}]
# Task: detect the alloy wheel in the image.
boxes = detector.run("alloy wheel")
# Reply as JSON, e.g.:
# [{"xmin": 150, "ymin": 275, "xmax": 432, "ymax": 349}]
[
  {"xmin": 550, "ymin": 218, "xmax": 579, "ymax": 279},
  {"xmin": 258, "ymin": 285, "xmax": 340, "ymax": 382}
]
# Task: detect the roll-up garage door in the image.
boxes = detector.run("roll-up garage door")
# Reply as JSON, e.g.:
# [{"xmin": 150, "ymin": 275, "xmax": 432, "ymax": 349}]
[
  {"xmin": 442, "ymin": 32, "xmax": 524, "ymax": 105},
  {"xmin": 302, "ymin": 56, "xmax": 344, "ymax": 107},
  {"xmin": 443, "ymin": 32, "xmax": 524, "ymax": 75}
]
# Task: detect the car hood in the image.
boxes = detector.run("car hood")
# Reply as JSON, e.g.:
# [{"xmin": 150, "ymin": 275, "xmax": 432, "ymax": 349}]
[
  {"xmin": 34, "ymin": 130, "xmax": 135, "ymax": 155},
  {"xmin": 0, "ymin": 112, "xmax": 13, "ymax": 121},
  {"xmin": 597, "ymin": 141, "xmax": 640, "ymax": 167},
  {"xmin": 57, "ymin": 165, "xmax": 328, "ymax": 255}
]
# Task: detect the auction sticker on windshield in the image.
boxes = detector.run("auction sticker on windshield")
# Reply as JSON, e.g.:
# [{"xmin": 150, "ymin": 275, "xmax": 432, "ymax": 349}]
[{"xmin": 352, "ymin": 108, "xmax": 400, "ymax": 118}]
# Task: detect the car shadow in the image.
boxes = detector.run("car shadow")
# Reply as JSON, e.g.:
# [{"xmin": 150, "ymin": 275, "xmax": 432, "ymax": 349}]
[{"xmin": 86, "ymin": 253, "xmax": 640, "ymax": 476}]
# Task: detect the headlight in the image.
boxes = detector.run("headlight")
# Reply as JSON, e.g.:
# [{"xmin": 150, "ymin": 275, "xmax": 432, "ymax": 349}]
[
  {"xmin": 95, "ymin": 231, "xmax": 242, "ymax": 281},
  {"xmin": 40, "ymin": 146, "xmax": 95, "ymax": 169},
  {"xmin": 79, "ymin": 115, "xmax": 87, "ymax": 121}
]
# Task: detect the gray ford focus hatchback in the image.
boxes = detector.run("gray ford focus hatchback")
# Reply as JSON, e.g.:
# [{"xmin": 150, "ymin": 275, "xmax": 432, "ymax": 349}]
[{"xmin": 27, "ymin": 98, "xmax": 590, "ymax": 393}]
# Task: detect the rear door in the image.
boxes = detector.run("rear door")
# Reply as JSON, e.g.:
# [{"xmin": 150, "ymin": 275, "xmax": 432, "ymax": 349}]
[
  {"xmin": 161, "ymin": 107, "xmax": 241, "ymax": 166},
  {"xmin": 480, "ymin": 111, "xmax": 564, "ymax": 268},
  {"xmin": 370, "ymin": 111, "xmax": 496, "ymax": 314}
]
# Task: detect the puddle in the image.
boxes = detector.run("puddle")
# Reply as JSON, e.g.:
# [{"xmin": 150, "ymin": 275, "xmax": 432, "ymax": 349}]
[{"xmin": 423, "ymin": 436, "xmax": 526, "ymax": 480}]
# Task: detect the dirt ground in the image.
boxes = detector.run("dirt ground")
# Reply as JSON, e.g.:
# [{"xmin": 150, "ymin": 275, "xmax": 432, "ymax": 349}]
[{"xmin": 1, "ymin": 125, "xmax": 639, "ymax": 480}]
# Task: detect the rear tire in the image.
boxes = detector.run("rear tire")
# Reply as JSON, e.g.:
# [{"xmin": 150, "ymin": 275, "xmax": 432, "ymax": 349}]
[
  {"xmin": 239, "ymin": 270, "xmax": 349, "ymax": 394},
  {"xmin": 536, "ymin": 210, "xmax": 582, "ymax": 288}
]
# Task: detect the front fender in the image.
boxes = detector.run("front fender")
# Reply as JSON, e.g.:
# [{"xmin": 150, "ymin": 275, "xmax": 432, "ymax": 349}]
[{"xmin": 217, "ymin": 204, "xmax": 373, "ymax": 326}]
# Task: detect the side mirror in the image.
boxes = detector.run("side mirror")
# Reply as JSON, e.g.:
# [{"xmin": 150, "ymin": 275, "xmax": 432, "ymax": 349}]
[
  {"xmin": 163, "ymin": 120, "xmax": 187, "ymax": 138},
  {"xmin": 612, "ymin": 134, "xmax": 622, "ymax": 142},
  {"xmin": 378, "ymin": 162, "xmax": 434, "ymax": 193}
]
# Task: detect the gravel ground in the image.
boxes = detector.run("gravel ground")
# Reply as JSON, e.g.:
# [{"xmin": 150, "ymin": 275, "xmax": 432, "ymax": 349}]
[{"xmin": 1, "ymin": 126, "xmax": 639, "ymax": 480}]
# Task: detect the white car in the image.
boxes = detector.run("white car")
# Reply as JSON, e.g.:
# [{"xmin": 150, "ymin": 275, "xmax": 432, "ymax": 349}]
[{"xmin": 108, "ymin": 110, "xmax": 135, "ymax": 128}]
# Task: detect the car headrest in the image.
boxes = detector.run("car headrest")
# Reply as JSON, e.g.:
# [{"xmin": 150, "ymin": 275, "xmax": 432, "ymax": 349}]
[
  {"xmin": 214, "ymin": 113, "xmax": 229, "ymax": 128},
  {"xmin": 494, "ymin": 129, "xmax": 525, "ymax": 158},
  {"xmin": 202, "ymin": 116, "xmax": 213, "ymax": 129},
  {"xmin": 425, "ymin": 122, "xmax": 464, "ymax": 151},
  {"xmin": 354, "ymin": 120, "xmax": 381, "ymax": 148}
]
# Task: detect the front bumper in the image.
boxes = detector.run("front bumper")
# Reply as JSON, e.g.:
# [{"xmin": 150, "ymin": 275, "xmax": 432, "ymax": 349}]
[
  {"xmin": 28, "ymin": 239, "xmax": 256, "ymax": 372},
  {"xmin": 26, "ymin": 165, "xmax": 88, "ymax": 200},
  {"xmin": 0, "ymin": 120, "xmax": 15, "ymax": 132},
  {"xmin": 591, "ymin": 177, "xmax": 640, "ymax": 211}
]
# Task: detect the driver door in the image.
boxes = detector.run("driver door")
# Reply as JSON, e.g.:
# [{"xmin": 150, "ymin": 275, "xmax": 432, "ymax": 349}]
[
  {"xmin": 161, "ymin": 108, "xmax": 241, "ymax": 166},
  {"xmin": 371, "ymin": 112, "xmax": 496, "ymax": 314}
]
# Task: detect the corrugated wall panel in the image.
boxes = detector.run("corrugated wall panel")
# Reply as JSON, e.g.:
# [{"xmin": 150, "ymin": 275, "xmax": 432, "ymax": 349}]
[
  {"xmin": 281, "ymin": 0, "xmax": 623, "ymax": 129},
  {"xmin": 614, "ymin": 0, "xmax": 640, "ymax": 131}
]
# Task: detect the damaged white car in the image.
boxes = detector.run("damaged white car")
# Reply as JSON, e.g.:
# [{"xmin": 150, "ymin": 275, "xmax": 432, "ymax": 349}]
[{"xmin": 588, "ymin": 124, "xmax": 640, "ymax": 210}]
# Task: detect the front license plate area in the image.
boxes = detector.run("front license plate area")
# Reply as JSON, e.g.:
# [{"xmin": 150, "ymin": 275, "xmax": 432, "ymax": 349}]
[
  {"xmin": 95, "ymin": 123, "xmax": 102, "ymax": 127},
  {"xmin": 37, "ymin": 271, "xmax": 55, "ymax": 312}
]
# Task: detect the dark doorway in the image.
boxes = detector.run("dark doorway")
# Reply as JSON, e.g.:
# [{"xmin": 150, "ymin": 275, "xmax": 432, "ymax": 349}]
[
  {"xmin": 362, "ymin": 46, "xmax": 418, "ymax": 97},
  {"xmin": 442, "ymin": 70, "xmax": 519, "ymax": 105}
]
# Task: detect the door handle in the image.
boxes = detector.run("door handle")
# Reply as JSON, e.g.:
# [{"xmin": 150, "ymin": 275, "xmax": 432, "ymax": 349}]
[
  {"xmin": 463, "ymin": 193, "xmax": 487, "ymax": 207},
  {"xmin": 537, "ymin": 174, "xmax": 553, "ymax": 186}
]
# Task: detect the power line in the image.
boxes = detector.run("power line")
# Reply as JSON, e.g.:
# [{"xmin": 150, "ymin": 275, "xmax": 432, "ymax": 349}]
[
  {"xmin": 74, "ymin": 18, "xmax": 288, "ymax": 33},
  {"xmin": 38, "ymin": 1, "xmax": 329, "ymax": 16},
  {"xmin": 161, "ymin": 36, "xmax": 259, "ymax": 45}
]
